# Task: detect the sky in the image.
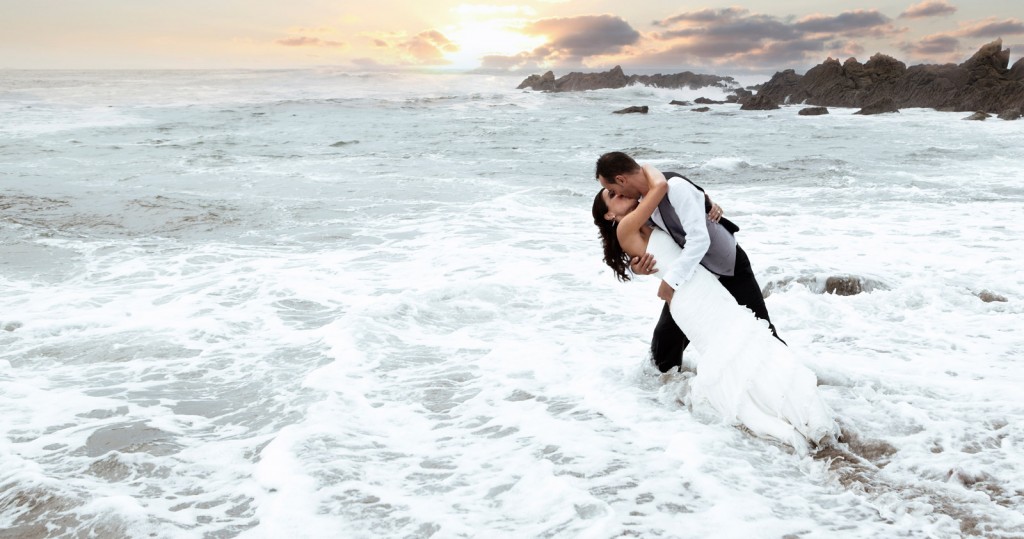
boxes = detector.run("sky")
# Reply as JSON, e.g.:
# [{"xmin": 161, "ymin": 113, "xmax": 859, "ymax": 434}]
[{"xmin": 1, "ymin": 0, "xmax": 1022, "ymax": 74}]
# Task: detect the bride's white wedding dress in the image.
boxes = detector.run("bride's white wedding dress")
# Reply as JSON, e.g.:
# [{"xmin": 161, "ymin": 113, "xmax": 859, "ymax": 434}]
[{"xmin": 647, "ymin": 228, "xmax": 839, "ymax": 453}]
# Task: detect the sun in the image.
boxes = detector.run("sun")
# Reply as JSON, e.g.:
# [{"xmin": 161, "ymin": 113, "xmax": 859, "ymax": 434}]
[{"xmin": 442, "ymin": 20, "xmax": 546, "ymax": 69}]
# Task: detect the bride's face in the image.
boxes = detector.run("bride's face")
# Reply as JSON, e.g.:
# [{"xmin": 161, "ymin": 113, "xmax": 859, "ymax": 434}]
[{"xmin": 602, "ymin": 189, "xmax": 639, "ymax": 221}]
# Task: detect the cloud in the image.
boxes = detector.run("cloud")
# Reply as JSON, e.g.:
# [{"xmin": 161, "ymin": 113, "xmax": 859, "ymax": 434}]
[
  {"xmin": 521, "ymin": 15, "xmax": 640, "ymax": 60},
  {"xmin": 275, "ymin": 36, "xmax": 345, "ymax": 48},
  {"xmin": 899, "ymin": 0, "xmax": 957, "ymax": 19},
  {"xmin": 904, "ymin": 17, "xmax": 1024, "ymax": 58},
  {"xmin": 955, "ymin": 18, "xmax": 1024, "ymax": 38},
  {"xmin": 652, "ymin": 7, "xmax": 750, "ymax": 27},
  {"xmin": 655, "ymin": 15, "xmax": 801, "ymax": 44},
  {"xmin": 900, "ymin": 34, "xmax": 960, "ymax": 55},
  {"xmin": 637, "ymin": 7, "xmax": 903, "ymax": 68},
  {"xmin": 400, "ymin": 30, "xmax": 459, "ymax": 64},
  {"xmin": 793, "ymin": 10, "xmax": 899, "ymax": 37}
]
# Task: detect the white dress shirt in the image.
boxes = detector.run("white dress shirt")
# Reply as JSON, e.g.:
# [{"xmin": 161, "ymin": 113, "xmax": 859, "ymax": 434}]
[{"xmin": 649, "ymin": 176, "xmax": 711, "ymax": 290}]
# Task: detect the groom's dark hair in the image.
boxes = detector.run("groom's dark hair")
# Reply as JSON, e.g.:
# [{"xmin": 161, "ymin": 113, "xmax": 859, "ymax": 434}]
[{"xmin": 595, "ymin": 151, "xmax": 640, "ymax": 181}]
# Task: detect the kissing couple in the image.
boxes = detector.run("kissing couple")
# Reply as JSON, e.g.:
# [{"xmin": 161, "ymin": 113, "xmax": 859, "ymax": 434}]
[{"xmin": 591, "ymin": 151, "xmax": 838, "ymax": 454}]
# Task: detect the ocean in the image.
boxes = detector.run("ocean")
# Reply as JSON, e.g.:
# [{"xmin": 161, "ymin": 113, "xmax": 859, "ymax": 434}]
[{"xmin": 1, "ymin": 69, "xmax": 1022, "ymax": 538}]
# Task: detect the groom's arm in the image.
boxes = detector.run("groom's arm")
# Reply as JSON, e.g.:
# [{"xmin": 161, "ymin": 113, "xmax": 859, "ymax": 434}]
[{"xmin": 660, "ymin": 178, "xmax": 712, "ymax": 292}]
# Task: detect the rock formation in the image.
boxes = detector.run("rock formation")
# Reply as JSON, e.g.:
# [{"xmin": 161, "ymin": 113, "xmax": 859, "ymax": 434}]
[
  {"xmin": 997, "ymin": 108, "xmax": 1022, "ymax": 120},
  {"xmin": 963, "ymin": 111, "xmax": 991, "ymax": 120},
  {"xmin": 978, "ymin": 290, "xmax": 1008, "ymax": 303},
  {"xmin": 855, "ymin": 97, "xmax": 900, "ymax": 115},
  {"xmin": 613, "ymin": 105, "xmax": 648, "ymax": 114},
  {"xmin": 691, "ymin": 107, "xmax": 711, "ymax": 112},
  {"xmin": 799, "ymin": 107, "xmax": 829, "ymax": 115},
  {"xmin": 740, "ymin": 93, "xmax": 780, "ymax": 110},
  {"xmin": 517, "ymin": 65, "xmax": 736, "ymax": 92},
  {"xmin": 669, "ymin": 100, "xmax": 692, "ymax": 106},
  {"xmin": 750, "ymin": 39, "xmax": 1024, "ymax": 115},
  {"xmin": 762, "ymin": 274, "xmax": 889, "ymax": 297}
]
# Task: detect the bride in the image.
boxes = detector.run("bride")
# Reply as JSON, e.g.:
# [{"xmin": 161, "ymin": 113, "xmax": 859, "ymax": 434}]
[{"xmin": 592, "ymin": 163, "xmax": 839, "ymax": 454}]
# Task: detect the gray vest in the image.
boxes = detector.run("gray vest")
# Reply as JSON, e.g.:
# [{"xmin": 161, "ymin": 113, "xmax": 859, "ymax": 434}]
[{"xmin": 657, "ymin": 194, "xmax": 737, "ymax": 277}]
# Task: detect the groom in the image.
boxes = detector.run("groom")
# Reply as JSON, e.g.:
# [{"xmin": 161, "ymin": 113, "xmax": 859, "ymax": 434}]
[{"xmin": 595, "ymin": 151, "xmax": 783, "ymax": 372}]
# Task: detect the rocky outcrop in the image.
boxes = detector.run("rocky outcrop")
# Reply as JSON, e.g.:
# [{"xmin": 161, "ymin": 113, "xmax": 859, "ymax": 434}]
[
  {"xmin": 517, "ymin": 65, "xmax": 631, "ymax": 92},
  {"xmin": 517, "ymin": 65, "xmax": 736, "ymax": 92},
  {"xmin": 963, "ymin": 111, "xmax": 991, "ymax": 120},
  {"xmin": 978, "ymin": 290, "xmax": 1008, "ymax": 303},
  {"xmin": 669, "ymin": 100, "xmax": 692, "ymax": 106},
  {"xmin": 753, "ymin": 69, "xmax": 803, "ymax": 104},
  {"xmin": 997, "ymin": 107, "xmax": 1022, "ymax": 120},
  {"xmin": 732, "ymin": 88, "xmax": 754, "ymax": 103},
  {"xmin": 799, "ymin": 106, "xmax": 829, "ymax": 115},
  {"xmin": 762, "ymin": 274, "xmax": 889, "ymax": 297},
  {"xmin": 516, "ymin": 71, "xmax": 557, "ymax": 92},
  {"xmin": 613, "ymin": 105, "xmax": 648, "ymax": 114},
  {"xmin": 740, "ymin": 93, "xmax": 780, "ymax": 110},
  {"xmin": 749, "ymin": 39, "xmax": 1024, "ymax": 115},
  {"xmin": 1010, "ymin": 58, "xmax": 1024, "ymax": 81},
  {"xmin": 691, "ymin": 107, "xmax": 711, "ymax": 112},
  {"xmin": 855, "ymin": 97, "xmax": 899, "ymax": 115},
  {"xmin": 695, "ymin": 97, "xmax": 726, "ymax": 104}
]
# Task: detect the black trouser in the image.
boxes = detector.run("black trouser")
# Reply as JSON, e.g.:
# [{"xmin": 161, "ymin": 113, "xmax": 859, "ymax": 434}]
[{"xmin": 650, "ymin": 244, "xmax": 784, "ymax": 373}]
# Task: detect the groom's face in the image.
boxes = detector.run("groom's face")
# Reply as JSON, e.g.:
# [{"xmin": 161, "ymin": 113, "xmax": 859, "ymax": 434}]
[{"xmin": 598, "ymin": 172, "xmax": 642, "ymax": 200}]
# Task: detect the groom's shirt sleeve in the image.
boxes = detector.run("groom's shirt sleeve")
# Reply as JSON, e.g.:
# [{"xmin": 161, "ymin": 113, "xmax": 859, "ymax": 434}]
[{"xmin": 662, "ymin": 177, "xmax": 711, "ymax": 290}]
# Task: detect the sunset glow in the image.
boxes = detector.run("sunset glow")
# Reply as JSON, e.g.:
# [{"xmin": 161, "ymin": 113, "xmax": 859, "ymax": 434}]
[
  {"xmin": 443, "ymin": 21, "xmax": 548, "ymax": 69},
  {"xmin": 0, "ymin": 0, "xmax": 1021, "ymax": 70}
]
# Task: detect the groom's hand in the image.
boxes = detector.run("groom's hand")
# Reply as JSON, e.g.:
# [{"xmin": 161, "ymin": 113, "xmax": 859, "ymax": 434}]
[
  {"xmin": 658, "ymin": 281, "xmax": 675, "ymax": 303},
  {"xmin": 708, "ymin": 201, "xmax": 723, "ymax": 222},
  {"xmin": 630, "ymin": 253, "xmax": 658, "ymax": 275}
]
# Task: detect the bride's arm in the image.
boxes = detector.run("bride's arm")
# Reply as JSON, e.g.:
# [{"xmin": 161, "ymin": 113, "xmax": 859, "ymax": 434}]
[
  {"xmin": 618, "ymin": 165, "xmax": 667, "ymax": 230},
  {"xmin": 616, "ymin": 165, "xmax": 668, "ymax": 255}
]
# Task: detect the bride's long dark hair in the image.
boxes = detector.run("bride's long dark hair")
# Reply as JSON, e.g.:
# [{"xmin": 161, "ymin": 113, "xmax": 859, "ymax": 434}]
[{"xmin": 592, "ymin": 190, "xmax": 631, "ymax": 282}]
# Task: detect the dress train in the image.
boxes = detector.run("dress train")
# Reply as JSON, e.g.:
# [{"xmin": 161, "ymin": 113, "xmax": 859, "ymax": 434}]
[{"xmin": 647, "ymin": 228, "xmax": 838, "ymax": 453}]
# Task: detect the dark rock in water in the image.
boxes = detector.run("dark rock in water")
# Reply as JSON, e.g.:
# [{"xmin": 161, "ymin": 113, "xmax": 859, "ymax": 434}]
[
  {"xmin": 752, "ymin": 69, "xmax": 803, "ymax": 104},
  {"xmin": 748, "ymin": 39, "xmax": 1024, "ymax": 114},
  {"xmin": 635, "ymin": 71, "xmax": 737, "ymax": 90},
  {"xmin": 855, "ymin": 97, "xmax": 899, "ymax": 115},
  {"xmin": 694, "ymin": 97, "xmax": 726, "ymax": 105},
  {"xmin": 963, "ymin": 111, "xmax": 991, "ymax": 121},
  {"xmin": 997, "ymin": 107, "xmax": 1022, "ymax": 121},
  {"xmin": 330, "ymin": 140, "xmax": 358, "ymax": 147},
  {"xmin": 740, "ymin": 93, "xmax": 780, "ymax": 110},
  {"xmin": 516, "ymin": 70, "xmax": 557, "ymax": 91},
  {"xmin": 824, "ymin": 276, "xmax": 868, "ymax": 295},
  {"xmin": 978, "ymin": 290, "xmax": 1008, "ymax": 302},
  {"xmin": 691, "ymin": 107, "xmax": 711, "ymax": 112},
  {"xmin": 730, "ymin": 88, "xmax": 753, "ymax": 103},
  {"xmin": 549, "ymin": 65, "xmax": 631, "ymax": 92},
  {"xmin": 669, "ymin": 100, "xmax": 692, "ymax": 106},
  {"xmin": 516, "ymin": 65, "xmax": 736, "ymax": 92},
  {"xmin": 613, "ymin": 105, "xmax": 648, "ymax": 114},
  {"xmin": 762, "ymin": 274, "xmax": 889, "ymax": 297},
  {"xmin": 799, "ymin": 107, "xmax": 829, "ymax": 116}
]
